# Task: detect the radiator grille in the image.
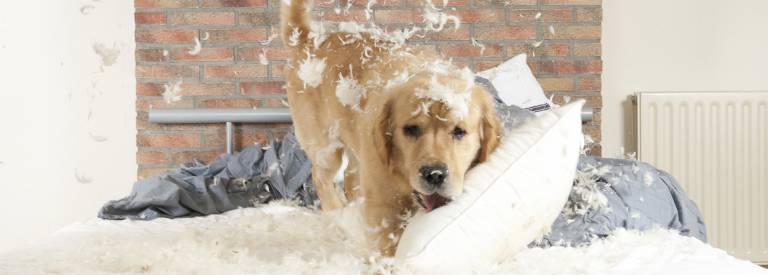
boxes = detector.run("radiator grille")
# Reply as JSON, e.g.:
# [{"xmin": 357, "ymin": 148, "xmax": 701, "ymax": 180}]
[{"xmin": 637, "ymin": 91, "xmax": 768, "ymax": 264}]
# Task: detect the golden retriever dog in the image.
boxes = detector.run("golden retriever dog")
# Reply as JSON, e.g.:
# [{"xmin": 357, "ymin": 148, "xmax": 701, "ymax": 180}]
[{"xmin": 281, "ymin": 0, "xmax": 501, "ymax": 255}]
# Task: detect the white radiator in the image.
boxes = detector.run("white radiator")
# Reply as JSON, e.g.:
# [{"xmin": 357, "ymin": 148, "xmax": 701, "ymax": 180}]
[{"xmin": 636, "ymin": 91, "xmax": 768, "ymax": 264}]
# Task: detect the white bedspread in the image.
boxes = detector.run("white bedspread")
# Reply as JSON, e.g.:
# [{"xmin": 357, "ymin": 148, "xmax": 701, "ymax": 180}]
[{"xmin": 1, "ymin": 202, "xmax": 765, "ymax": 275}]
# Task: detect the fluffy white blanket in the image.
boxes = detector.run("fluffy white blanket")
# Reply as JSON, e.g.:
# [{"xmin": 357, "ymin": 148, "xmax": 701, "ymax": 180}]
[{"xmin": 0, "ymin": 202, "xmax": 764, "ymax": 275}]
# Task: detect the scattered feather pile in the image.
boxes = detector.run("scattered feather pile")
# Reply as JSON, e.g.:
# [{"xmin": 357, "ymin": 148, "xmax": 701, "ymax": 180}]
[{"xmin": 1, "ymin": 203, "xmax": 761, "ymax": 275}]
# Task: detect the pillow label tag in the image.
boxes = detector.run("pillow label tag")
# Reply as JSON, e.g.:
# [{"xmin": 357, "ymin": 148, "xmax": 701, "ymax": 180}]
[{"xmin": 477, "ymin": 54, "xmax": 551, "ymax": 112}]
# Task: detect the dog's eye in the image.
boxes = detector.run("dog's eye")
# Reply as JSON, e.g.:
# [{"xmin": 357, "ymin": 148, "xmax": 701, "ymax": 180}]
[
  {"xmin": 403, "ymin": 125, "xmax": 422, "ymax": 137},
  {"xmin": 451, "ymin": 127, "xmax": 466, "ymax": 140}
]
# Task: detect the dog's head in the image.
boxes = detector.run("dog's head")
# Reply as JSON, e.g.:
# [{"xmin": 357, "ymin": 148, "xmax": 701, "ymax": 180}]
[{"xmin": 372, "ymin": 70, "xmax": 501, "ymax": 212}]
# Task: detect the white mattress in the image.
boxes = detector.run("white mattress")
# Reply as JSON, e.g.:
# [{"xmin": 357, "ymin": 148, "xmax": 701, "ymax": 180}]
[{"xmin": 0, "ymin": 202, "xmax": 765, "ymax": 275}]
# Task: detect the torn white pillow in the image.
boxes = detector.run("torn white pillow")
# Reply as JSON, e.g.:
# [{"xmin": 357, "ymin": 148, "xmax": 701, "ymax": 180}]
[
  {"xmin": 477, "ymin": 53, "xmax": 551, "ymax": 113},
  {"xmin": 396, "ymin": 101, "xmax": 585, "ymax": 273}
]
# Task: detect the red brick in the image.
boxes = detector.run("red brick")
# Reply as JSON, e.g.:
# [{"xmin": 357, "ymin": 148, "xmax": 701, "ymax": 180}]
[
  {"xmin": 542, "ymin": 0, "xmax": 601, "ymax": 5},
  {"xmin": 509, "ymin": 9, "xmax": 573, "ymax": 22},
  {"xmin": 137, "ymin": 82, "xmax": 235, "ymax": 97},
  {"xmin": 539, "ymin": 60, "xmax": 602, "ymax": 74},
  {"xmin": 527, "ymin": 60, "xmax": 538, "ymax": 72},
  {"xmin": 239, "ymin": 12, "xmax": 280, "ymax": 25},
  {"xmin": 205, "ymin": 64, "xmax": 267, "ymax": 79},
  {"xmin": 238, "ymin": 131, "xmax": 270, "ymax": 147},
  {"xmin": 414, "ymin": 28, "xmax": 471, "ymax": 41},
  {"xmin": 350, "ymin": 0, "xmax": 403, "ymax": 7},
  {"xmin": 198, "ymin": 98, "xmax": 263, "ymax": 108},
  {"xmin": 240, "ymin": 81, "xmax": 286, "ymax": 95},
  {"xmin": 135, "ymin": 0, "xmax": 197, "ymax": 8},
  {"xmin": 204, "ymin": 29, "xmax": 268, "ymax": 44},
  {"xmin": 318, "ymin": 10, "xmax": 368, "ymax": 23},
  {"xmin": 135, "ymin": 12, "xmax": 166, "ymax": 25},
  {"xmin": 574, "ymin": 43, "xmax": 601, "ymax": 56},
  {"xmin": 475, "ymin": 0, "xmax": 533, "ymax": 6},
  {"xmin": 204, "ymin": 130, "xmax": 270, "ymax": 148},
  {"xmin": 576, "ymin": 8, "xmax": 601, "ymax": 22},
  {"xmin": 448, "ymin": 10, "xmax": 505, "ymax": 23},
  {"xmin": 136, "ymin": 48, "xmax": 165, "ymax": 62},
  {"xmin": 507, "ymin": 44, "xmax": 532, "ymax": 56},
  {"xmin": 137, "ymin": 151, "xmax": 168, "ymax": 165},
  {"xmin": 474, "ymin": 60, "xmax": 503, "ymax": 72},
  {"xmin": 136, "ymin": 29, "xmax": 196, "ymax": 43},
  {"xmin": 375, "ymin": 10, "xmax": 422, "ymax": 24},
  {"xmin": 138, "ymin": 167, "xmax": 174, "ymax": 179},
  {"xmin": 238, "ymin": 47, "xmax": 292, "ymax": 61},
  {"xmin": 137, "ymin": 83, "xmax": 163, "ymax": 96},
  {"xmin": 439, "ymin": 44, "xmax": 503, "ymax": 57},
  {"xmin": 583, "ymin": 125, "xmax": 601, "ymax": 141},
  {"xmin": 410, "ymin": 45, "xmax": 438, "ymax": 56},
  {"xmin": 171, "ymin": 150, "xmax": 224, "ymax": 163},
  {"xmin": 452, "ymin": 61, "xmax": 472, "ymax": 69},
  {"xmin": 271, "ymin": 63, "xmax": 287, "ymax": 77},
  {"xmin": 189, "ymin": 83, "xmax": 238, "ymax": 96},
  {"xmin": 474, "ymin": 26, "xmax": 536, "ymax": 40},
  {"xmin": 532, "ymin": 43, "xmax": 570, "ymax": 57},
  {"xmin": 591, "ymin": 109, "xmax": 602, "ymax": 124},
  {"xmin": 407, "ymin": 0, "xmax": 467, "ymax": 6},
  {"xmin": 171, "ymin": 48, "xmax": 234, "ymax": 61},
  {"xmin": 136, "ymin": 65, "xmax": 199, "ymax": 79},
  {"xmin": 170, "ymin": 12, "xmax": 235, "ymax": 26},
  {"xmin": 577, "ymin": 77, "xmax": 601, "ymax": 91},
  {"xmin": 587, "ymin": 144, "xmax": 601, "ymax": 156},
  {"xmin": 538, "ymin": 77, "xmax": 575, "ymax": 92},
  {"xmin": 548, "ymin": 94, "xmax": 602, "ymax": 108},
  {"xmin": 448, "ymin": 0, "xmax": 470, "ymax": 5},
  {"xmin": 136, "ymin": 99, "xmax": 194, "ymax": 112},
  {"xmin": 263, "ymin": 98, "xmax": 289, "ymax": 108},
  {"xmin": 508, "ymin": 10, "xmax": 537, "ymax": 22},
  {"xmin": 201, "ymin": 0, "xmax": 267, "ymax": 7},
  {"xmin": 138, "ymin": 134, "xmax": 201, "ymax": 148},
  {"xmin": 203, "ymin": 132, "xmax": 227, "ymax": 147},
  {"xmin": 314, "ymin": 0, "xmax": 338, "ymax": 7},
  {"xmin": 544, "ymin": 26, "xmax": 601, "ymax": 39}
]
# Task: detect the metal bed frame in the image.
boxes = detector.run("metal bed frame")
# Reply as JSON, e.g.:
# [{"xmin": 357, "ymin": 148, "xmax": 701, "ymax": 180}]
[{"xmin": 149, "ymin": 107, "xmax": 593, "ymax": 154}]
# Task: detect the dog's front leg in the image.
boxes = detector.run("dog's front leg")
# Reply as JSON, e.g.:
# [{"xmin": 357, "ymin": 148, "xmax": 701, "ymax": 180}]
[{"xmin": 363, "ymin": 195, "xmax": 415, "ymax": 256}]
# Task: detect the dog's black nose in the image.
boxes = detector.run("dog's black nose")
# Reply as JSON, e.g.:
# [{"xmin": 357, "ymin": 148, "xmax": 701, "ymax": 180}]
[{"xmin": 420, "ymin": 165, "xmax": 448, "ymax": 186}]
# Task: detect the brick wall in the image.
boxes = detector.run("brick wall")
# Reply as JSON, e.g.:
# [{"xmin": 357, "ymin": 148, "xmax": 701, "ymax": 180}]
[{"xmin": 134, "ymin": 0, "xmax": 602, "ymax": 177}]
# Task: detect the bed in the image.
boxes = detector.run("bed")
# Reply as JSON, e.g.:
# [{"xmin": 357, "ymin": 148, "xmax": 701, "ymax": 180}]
[
  {"xmin": 2, "ymin": 56, "xmax": 765, "ymax": 274},
  {"xmin": 0, "ymin": 202, "xmax": 765, "ymax": 274}
]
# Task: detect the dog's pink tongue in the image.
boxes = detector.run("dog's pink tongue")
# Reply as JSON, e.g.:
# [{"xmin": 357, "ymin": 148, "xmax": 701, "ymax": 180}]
[{"xmin": 423, "ymin": 194, "xmax": 449, "ymax": 212}]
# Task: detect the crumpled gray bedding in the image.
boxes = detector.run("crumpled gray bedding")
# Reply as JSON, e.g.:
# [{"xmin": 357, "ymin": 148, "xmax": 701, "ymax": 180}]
[
  {"xmin": 99, "ymin": 93, "xmax": 707, "ymax": 246},
  {"xmin": 99, "ymin": 133, "xmax": 316, "ymax": 220},
  {"xmin": 537, "ymin": 156, "xmax": 707, "ymax": 246}
]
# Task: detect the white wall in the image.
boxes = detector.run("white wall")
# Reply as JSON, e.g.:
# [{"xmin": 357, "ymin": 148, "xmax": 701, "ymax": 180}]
[
  {"xmin": 0, "ymin": 1, "xmax": 136, "ymax": 253},
  {"xmin": 602, "ymin": 0, "xmax": 768, "ymax": 157}
]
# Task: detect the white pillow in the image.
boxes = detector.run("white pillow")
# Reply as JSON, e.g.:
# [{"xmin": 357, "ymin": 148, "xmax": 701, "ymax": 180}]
[
  {"xmin": 395, "ymin": 101, "xmax": 585, "ymax": 273},
  {"xmin": 476, "ymin": 53, "xmax": 552, "ymax": 113}
]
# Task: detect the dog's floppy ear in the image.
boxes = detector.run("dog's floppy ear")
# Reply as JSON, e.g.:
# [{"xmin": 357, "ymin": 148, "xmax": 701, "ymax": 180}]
[
  {"xmin": 475, "ymin": 95, "xmax": 501, "ymax": 163},
  {"xmin": 372, "ymin": 98, "xmax": 395, "ymax": 166}
]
